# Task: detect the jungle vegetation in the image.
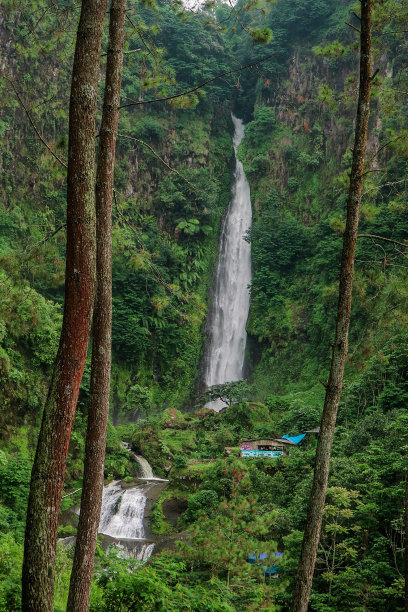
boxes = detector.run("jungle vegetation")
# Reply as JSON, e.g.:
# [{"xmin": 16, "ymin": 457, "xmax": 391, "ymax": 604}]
[{"xmin": 1, "ymin": 0, "xmax": 408, "ymax": 609}]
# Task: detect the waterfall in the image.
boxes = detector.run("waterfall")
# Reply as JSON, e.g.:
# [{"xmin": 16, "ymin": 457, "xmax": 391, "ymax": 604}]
[
  {"xmin": 134, "ymin": 455, "xmax": 154, "ymax": 479},
  {"xmin": 98, "ymin": 480, "xmax": 157, "ymax": 560},
  {"xmin": 97, "ymin": 453, "xmax": 167, "ymax": 561},
  {"xmin": 120, "ymin": 442, "xmax": 155, "ymax": 479},
  {"xmin": 203, "ymin": 114, "xmax": 252, "ymax": 410},
  {"xmin": 99, "ymin": 480, "xmax": 151, "ymax": 540}
]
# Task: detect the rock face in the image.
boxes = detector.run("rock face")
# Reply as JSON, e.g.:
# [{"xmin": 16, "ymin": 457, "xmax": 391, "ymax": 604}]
[{"xmin": 162, "ymin": 498, "xmax": 188, "ymax": 528}]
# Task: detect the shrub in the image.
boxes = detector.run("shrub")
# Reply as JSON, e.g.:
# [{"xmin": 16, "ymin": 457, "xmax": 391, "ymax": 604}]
[{"xmin": 173, "ymin": 454, "xmax": 187, "ymax": 469}]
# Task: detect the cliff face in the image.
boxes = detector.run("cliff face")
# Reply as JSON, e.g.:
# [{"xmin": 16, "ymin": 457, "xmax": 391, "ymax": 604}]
[
  {"xmin": 233, "ymin": 6, "xmax": 408, "ymax": 401},
  {"xmin": 1, "ymin": 0, "xmax": 408, "ymax": 420}
]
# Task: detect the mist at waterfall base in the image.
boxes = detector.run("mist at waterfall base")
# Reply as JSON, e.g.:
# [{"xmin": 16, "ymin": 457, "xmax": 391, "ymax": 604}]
[{"xmin": 203, "ymin": 115, "xmax": 252, "ymax": 411}]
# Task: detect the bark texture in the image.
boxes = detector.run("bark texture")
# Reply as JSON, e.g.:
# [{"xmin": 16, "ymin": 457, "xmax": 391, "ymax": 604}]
[
  {"xmin": 66, "ymin": 1, "xmax": 126, "ymax": 610},
  {"xmin": 291, "ymin": 2, "xmax": 373, "ymax": 610},
  {"xmin": 22, "ymin": 2, "xmax": 107, "ymax": 610},
  {"xmin": 405, "ymin": 474, "xmax": 408, "ymax": 611}
]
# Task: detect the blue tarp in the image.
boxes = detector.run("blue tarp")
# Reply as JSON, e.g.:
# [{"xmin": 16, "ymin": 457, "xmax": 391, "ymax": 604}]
[
  {"xmin": 282, "ymin": 433, "xmax": 306, "ymax": 445},
  {"xmin": 248, "ymin": 552, "xmax": 284, "ymax": 576}
]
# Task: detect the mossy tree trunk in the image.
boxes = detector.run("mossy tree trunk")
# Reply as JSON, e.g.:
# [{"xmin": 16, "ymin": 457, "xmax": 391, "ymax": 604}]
[
  {"xmin": 22, "ymin": 1, "xmax": 107, "ymax": 610},
  {"xmin": 405, "ymin": 474, "xmax": 408, "ymax": 611},
  {"xmin": 67, "ymin": 1, "xmax": 126, "ymax": 609},
  {"xmin": 291, "ymin": 2, "xmax": 373, "ymax": 610}
]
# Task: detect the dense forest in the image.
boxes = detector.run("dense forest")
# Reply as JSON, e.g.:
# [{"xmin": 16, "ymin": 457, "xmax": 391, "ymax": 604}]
[{"xmin": 1, "ymin": 0, "xmax": 408, "ymax": 609}]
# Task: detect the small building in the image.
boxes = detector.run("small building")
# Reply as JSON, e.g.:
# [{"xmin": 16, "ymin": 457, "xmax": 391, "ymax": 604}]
[{"xmin": 240, "ymin": 438, "xmax": 295, "ymax": 458}]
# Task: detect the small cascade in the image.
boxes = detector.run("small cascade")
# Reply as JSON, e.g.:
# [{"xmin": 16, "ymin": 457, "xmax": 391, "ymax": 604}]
[
  {"xmin": 99, "ymin": 480, "xmax": 153, "ymax": 540},
  {"xmin": 115, "ymin": 541, "xmax": 156, "ymax": 561},
  {"xmin": 135, "ymin": 455, "xmax": 154, "ymax": 479},
  {"xmin": 98, "ymin": 453, "xmax": 167, "ymax": 561},
  {"xmin": 202, "ymin": 114, "xmax": 252, "ymax": 410},
  {"xmin": 120, "ymin": 441, "xmax": 166, "ymax": 480}
]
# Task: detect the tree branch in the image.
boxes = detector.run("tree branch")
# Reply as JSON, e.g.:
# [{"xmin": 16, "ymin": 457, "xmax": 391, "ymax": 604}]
[
  {"xmin": 117, "ymin": 133, "xmax": 197, "ymax": 191},
  {"xmin": 365, "ymin": 136, "xmax": 401, "ymax": 167},
  {"xmin": 370, "ymin": 68, "xmax": 379, "ymax": 81},
  {"xmin": 102, "ymin": 47, "xmax": 141, "ymax": 57},
  {"xmin": 119, "ymin": 55, "xmax": 274, "ymax": 108},
  {"xmin": 23, "ymin": 223, "xmax": 67, "ymax": 258},
  {"xmin": 358, "ymin": 233, "xmax": 408, "ymax": 248},
  {"xmin": 62, "ymin": 488, "xmax": 82, "ymax": 499},
  {"xmin": 345, "ymin": 21, "xmax": 361, "ymax": 33},
  {"xmin": 7, "ymin": 77, "xmax": 68, "ymax": 168}
]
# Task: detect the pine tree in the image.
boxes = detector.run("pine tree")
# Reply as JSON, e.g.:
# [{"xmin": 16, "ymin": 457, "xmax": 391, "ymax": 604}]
[
  {"xmin": 22, "ymin": 1, "xmax": 108, "ymax": 609},
  {"xmin": 67, "ymin": 1, "xmax": 127, "ymax": 608},
  {"xmin": 291, "ymin": 1, "xmax": 374, "ymax": 609}
]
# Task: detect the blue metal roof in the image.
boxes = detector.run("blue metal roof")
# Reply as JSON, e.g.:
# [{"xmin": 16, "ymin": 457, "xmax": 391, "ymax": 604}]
[{"xmin": 282, "ymin": 433, "xmax": 306, "ymax": 445}]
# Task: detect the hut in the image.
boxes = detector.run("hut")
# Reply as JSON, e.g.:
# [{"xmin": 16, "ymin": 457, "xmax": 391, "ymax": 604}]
[{"xmin": 240, "ymin": 438, "xmax": 296, "ymax": 458}]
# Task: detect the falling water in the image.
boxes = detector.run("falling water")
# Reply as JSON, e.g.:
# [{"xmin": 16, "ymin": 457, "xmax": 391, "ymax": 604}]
[
  {"xmin": 203, "ymin": 114, "xmax": 252, "ymax": 410},
  {"xmin": 120, "ymin": 442, "xmax": 154, "ymax": 479},
  {"xmin": 97, "ymin": 454, "xmax": 167, "ymax": 561},
  {"xmin": 99, "ymin": 480, "xmax": 152, "ymax": 540},
  {"xmin": 134, "ymin": 455, "xmax": 154, "ymax": 479}
]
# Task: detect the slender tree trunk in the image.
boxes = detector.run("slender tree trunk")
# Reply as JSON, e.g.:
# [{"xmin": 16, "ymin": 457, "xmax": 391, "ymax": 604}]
[
  {"xmin": 67, "ymin": 1, "xmax": 126, "ymax": 610},
  {"xmin": 22, "ymin": 2, "xmax": 107, "ymax": 610},
  {"xmin": 291, "ymin": 2, "xmax": 373, "ymax": 610},
  {"xmin": 405, "ymin": 473, "xmax": 408, "ymax": 611}
]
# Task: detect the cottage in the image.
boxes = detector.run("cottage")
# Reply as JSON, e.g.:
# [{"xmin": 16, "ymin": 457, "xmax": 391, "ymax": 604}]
[{"xmin": 240, "ymin": 438, "xmax": 296, "ymax": 458}]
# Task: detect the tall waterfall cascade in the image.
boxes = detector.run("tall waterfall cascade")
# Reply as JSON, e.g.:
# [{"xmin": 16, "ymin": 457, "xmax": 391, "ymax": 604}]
[{"xmin": 203, "ymin": 114, "xmax": 252, "ymax": 410}]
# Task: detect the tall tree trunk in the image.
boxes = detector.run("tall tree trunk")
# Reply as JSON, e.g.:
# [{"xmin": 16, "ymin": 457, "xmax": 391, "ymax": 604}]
[
  {"xmin": 291, "ymin": 2, "xmax": 373, "ymax": 610},
  {"xmin": 67, "ymin": 1, "xmax": 126, "ymax": 609},
  {"xmin": 22, "ymin": 1, "xmax": 107, "ymax": 610},
  {"xmin": 405, "ymin": 473, "xmax": 408, "ymax": 611}
]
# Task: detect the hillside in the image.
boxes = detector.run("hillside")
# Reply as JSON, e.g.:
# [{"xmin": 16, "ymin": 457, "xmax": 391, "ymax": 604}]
[{"xmin": 1, "ymin": 0, "xmax": 408, "ymax": 609}]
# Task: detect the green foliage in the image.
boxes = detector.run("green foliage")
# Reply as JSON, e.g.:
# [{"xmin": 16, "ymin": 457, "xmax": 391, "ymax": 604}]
[
  {"xmin": 183, "ymin": 489, "xmax": 218, "ymax": 524},
  {"xmin": 0, "ymin": 453, "xmax": 31, "ymax": 541},
  {"xmin": 180, "ymin": 468, "xmax": 278, "ymax": 590},
  {"xmin": 173, "ymin": 454, "xmax": 187, "ymax": 469},
  {"xmin": 317, "ymin": 83, "xmax": 338, "ymax": 111},
  {"xmin": 160, "ymin": 408, "xmax": 185, "ymax": 428},
  {"xmin": 313, "ymin": 41, "xmax": 346, "ymax": 58},
  {"xmin": 93, "ymin": 552, "xmax": 237, "ymax": 611},
  {"xmin": 3, "ymin": 1, "xmax": 408, "ymax": 610},
  {"xmin": 0, "ymin": 533, "xmax": 23, "ymax": 611},
  {"xmin": 133, "ymin": 116, "xmax": 165, "ymax": 142},
  {"xmin": 201, "ymin": 381, "xmax": 250, "ymax": 406},
  {"xmin": 244, "ymin": 106, "xmax": 276, "ymax": 146},
  {"xmin": 150, "ymin": 499, "xmax": 174, "ymax": 535},
  {"xmin": 250, "ymin": 27, "xmax": 273, "ymax": 45}
]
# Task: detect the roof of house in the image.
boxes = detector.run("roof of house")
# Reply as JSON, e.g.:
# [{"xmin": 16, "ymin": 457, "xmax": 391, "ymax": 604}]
[
  {"xmin": 240, "ymin": 436, "xmax": 279, "ymax": 443},
  {"xmin": 272, "ymin": 438, "xmax": 296, "ymax": 446},
  {"xmin": 240, "ymin": 438, "xmax": 296, "ymax": 446}
]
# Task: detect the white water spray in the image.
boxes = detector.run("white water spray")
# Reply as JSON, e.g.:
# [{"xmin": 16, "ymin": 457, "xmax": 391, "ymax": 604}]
[
  {"xmin": 98, "ymin": 452, "xmax": 167, "ymax": 561},
  {"xmin": 203, "ymin": 114, "xmax": 252, "ymax": 410}
]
